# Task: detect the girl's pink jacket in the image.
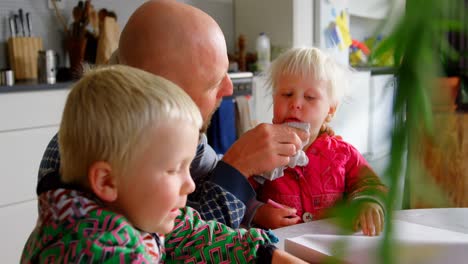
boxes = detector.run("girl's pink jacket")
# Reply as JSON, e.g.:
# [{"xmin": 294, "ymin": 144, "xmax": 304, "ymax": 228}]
[{"xmin": 257, "ymin": 134, "xmax": 388, "ymax": 222}]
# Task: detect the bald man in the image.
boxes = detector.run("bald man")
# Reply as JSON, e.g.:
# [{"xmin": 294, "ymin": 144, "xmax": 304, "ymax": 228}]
[{"xmin": 37, "ymin": 0, "xmax": 307, "ymax": 229}]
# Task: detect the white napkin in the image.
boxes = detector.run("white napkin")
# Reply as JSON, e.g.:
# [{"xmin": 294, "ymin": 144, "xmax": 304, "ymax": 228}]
[{"xmin": 255, "ymin": 122, "xmax": 310, "ymax": 184}]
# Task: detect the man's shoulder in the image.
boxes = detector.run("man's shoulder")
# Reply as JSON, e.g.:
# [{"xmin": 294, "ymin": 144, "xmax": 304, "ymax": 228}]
[{"xmin": 38, "ymin": 133, "xmax": 61, "ymax": 190}]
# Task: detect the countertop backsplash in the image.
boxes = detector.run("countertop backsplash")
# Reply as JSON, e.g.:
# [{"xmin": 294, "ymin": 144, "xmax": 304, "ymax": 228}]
[
  {"xmin": 0, "ymin": 0, "xmax": 235, "ymax": 70},
  {"xmin": 0, "ymin": 0, "xmax": 139, "ymax": 69}
]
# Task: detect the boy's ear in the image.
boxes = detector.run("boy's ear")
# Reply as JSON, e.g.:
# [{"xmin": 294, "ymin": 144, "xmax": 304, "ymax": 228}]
[{"xmin": 88, "ymin": 161, "xmax": 118, "ymax": 202}]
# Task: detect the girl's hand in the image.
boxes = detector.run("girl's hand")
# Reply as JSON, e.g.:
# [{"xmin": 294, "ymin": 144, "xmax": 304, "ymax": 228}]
[
  {"xmin": 253, "ymin": 203, "xmax": 301, "ymax": 229},
  {"xmin": 354, "ymin": 202, "xmax": 384, "ymax": 236}
]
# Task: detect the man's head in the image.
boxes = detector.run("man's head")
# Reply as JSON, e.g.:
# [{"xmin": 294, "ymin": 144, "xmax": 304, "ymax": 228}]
[
  {"xmin": 119, "ymin": 0, "xmax": 233, "ymax": 132},
  {"xmin": 59, "ymin": 65, "xmax": 201, "ymax": 233}
]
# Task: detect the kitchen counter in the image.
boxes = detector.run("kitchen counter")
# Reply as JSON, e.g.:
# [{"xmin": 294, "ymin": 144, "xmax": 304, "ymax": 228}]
[
  {"xmin": 353, "ymin": 66, "xmax": 395, "ymax": 75},
  {"xmin": 0, "ymin": 69, "xmax": 394, "ymax": 94},
  {"xmin": 0, "ymin": 81, "xmax": 73, "ymax": 94},
  {"xmin": 0, "ymin": 72, "xmax": 253, "ymax": 94}
]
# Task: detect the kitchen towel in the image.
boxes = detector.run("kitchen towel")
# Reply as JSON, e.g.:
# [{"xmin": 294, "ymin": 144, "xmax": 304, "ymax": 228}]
[
  {"xmin": 235, "ymin": 95, "xmax": 255, "ymax": 137},
  {"xmin": 255, "ymin": 122, "xmax": 310, "ymax": 184},
  {"xmin": 207, "ymin": 98, "xmax": 237, "ymax": 154}
]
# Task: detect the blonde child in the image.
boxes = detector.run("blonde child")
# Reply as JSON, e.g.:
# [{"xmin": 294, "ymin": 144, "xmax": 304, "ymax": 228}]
[
  {"xmin": 21, "ymin": 65, "xmax": 306, "ymax": 263},
  {"xmin": 252, "ymin": 47, "xmax": 388, "ymax": 236}
]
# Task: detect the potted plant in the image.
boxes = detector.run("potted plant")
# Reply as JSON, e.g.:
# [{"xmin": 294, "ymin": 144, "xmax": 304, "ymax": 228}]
[{"xmin": 369, "ymin": 0, "xmax": 467, "ymax": 263}]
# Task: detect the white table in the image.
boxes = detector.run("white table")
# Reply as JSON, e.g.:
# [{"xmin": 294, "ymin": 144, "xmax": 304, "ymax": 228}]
[{"xmin": 273, "ymin": 208, "xmax": 468, "ymax": 250}]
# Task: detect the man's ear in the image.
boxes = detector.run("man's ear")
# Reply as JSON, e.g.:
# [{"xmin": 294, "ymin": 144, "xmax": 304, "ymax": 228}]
[{"xmin": 88, "ymin": 161, "xmax": 118, "ymax": 202}]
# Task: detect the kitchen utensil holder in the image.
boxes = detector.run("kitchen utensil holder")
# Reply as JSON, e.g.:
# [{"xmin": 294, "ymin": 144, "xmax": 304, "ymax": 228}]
[
  {"xmin": 7, "ymin": 37, "xmax": 43, "ymax": 81},
  {"xmin": 66, "ymin": 35, "xmax": 87, "ymax": 75}
]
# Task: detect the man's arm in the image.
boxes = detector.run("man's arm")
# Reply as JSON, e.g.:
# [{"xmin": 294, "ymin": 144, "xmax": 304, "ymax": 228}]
[
  {"xmin": 190, "ymin": 125, "xmax": 308, "ymax": 228},
  {"xmin": 163, "ymin": 206, "xmax": 278, "ymax": 263},
  {"xmin": 188, "ymin": 134, "xmax": 256, "ymax": 228},
  {"xmin": 191, "ymin": 134, "xmax": 256, "ymax": 205},
  {"xmin": 222, "ymin": 124, "xmax": 309, "ymax": 227},
  {"xmin": 187, "ymin": 175, "xmax": 247, "ymax": 228}
]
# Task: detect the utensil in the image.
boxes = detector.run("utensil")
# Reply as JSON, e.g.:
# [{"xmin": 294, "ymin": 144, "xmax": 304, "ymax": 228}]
[
  {"xmin": 26, "ymin": 12, "xmax": 32, "ymax": 36},
  {"xmin": 1, "ymin": 70, "xmax": 15, "ymax": 86},
  {"xmin": 9, "ymin": 16, "xmax": 16, "ymax": 38},
  {"xmin": 38, "ymin": 50, "xmax": 57, "ymax": 84},
  {"xmin": 18, "ymin": 9, "xmax": 25, "ymax": 37},
  {"xmin": 14, "ymin": 15, "xmax": 21, "ymax": 37}
]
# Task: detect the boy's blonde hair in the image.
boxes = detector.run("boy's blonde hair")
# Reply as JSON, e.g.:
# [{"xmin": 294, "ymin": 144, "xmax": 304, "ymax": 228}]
[
  {"xmin": 59, "ymin": 65, "xmax": 202, "ymax": 186},
  {"xmin": 267, "ymin": 47, "xmax": 351, "ymax": 108}
]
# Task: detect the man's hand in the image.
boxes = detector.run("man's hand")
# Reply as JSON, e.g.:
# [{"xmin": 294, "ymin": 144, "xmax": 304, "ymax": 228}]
[
  {"xmin": 353, "ymin": 202, "xmax": 384, "ymax": 236},
  {"xmin": 253, "ymin": 203, "xmax": 300, "ymax": 229},
  {"xmin": 222, "ymin": 123, "xmax": 309, "ymax": 178}
]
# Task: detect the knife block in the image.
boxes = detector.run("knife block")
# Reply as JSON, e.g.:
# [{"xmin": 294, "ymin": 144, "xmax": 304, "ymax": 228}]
[{"xmin": 7, "ymin": 37, "xmax": 43, "ymax": 81}]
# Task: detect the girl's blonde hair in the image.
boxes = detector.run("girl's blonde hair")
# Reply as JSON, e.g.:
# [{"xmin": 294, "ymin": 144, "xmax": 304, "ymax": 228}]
[
  {"xmin": 59, "ymin": 65, "xmax": 202, "ymax": 186},
  {"xmin": 267, "ymin": 47, "xmax": 351, "ymax": 108}
]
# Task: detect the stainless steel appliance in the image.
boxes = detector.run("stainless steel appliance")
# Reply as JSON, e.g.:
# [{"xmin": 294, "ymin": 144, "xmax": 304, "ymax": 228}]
[{"xmin": 38, "ymin": 50, "xmax": 57, "ymax": 84}]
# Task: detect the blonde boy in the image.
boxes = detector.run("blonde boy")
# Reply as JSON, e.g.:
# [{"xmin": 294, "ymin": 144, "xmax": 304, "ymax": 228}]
[{"xmin": 22, "ymin": 65, "xmax": 200, "ymax": 262}]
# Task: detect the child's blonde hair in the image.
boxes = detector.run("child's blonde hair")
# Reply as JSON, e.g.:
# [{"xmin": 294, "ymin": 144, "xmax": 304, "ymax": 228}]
[
  {"xmin": 59, "ymin": 65, "xmax": 202, "ymax": 186},
  {"xmin": 267, "ymin": 47, "xmax": 351, "ymax": 108}
]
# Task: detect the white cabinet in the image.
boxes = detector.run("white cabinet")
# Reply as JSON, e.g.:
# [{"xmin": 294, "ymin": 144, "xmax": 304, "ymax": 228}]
[
  {"xmin": 0, "ymin": 89, "xmax": 69, "ymax": 263},
  {"xmin": 369, "ymin": 74, "xmax": 395, "ymax": 157},
  {"xmin": 0, "ymin": 200, "xmax": 38, "ymax": 263},
  {"xmin": 330, "ymin": 71, "xmax": 371, "ymax": 155},
  {"xmin": 331, "ymin": 72, "xmax": 396, "ymax": 160},
  {"xmin": 0, "ymin": 90, "xmax": 67, "ymax": 131},
  {"xmin": 0, "ymin": 127, "xmax": 58, "ymax": 205},
  {"xmin": 367, "ymin": 74, "xmax": 406, "ymax": 209}
]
